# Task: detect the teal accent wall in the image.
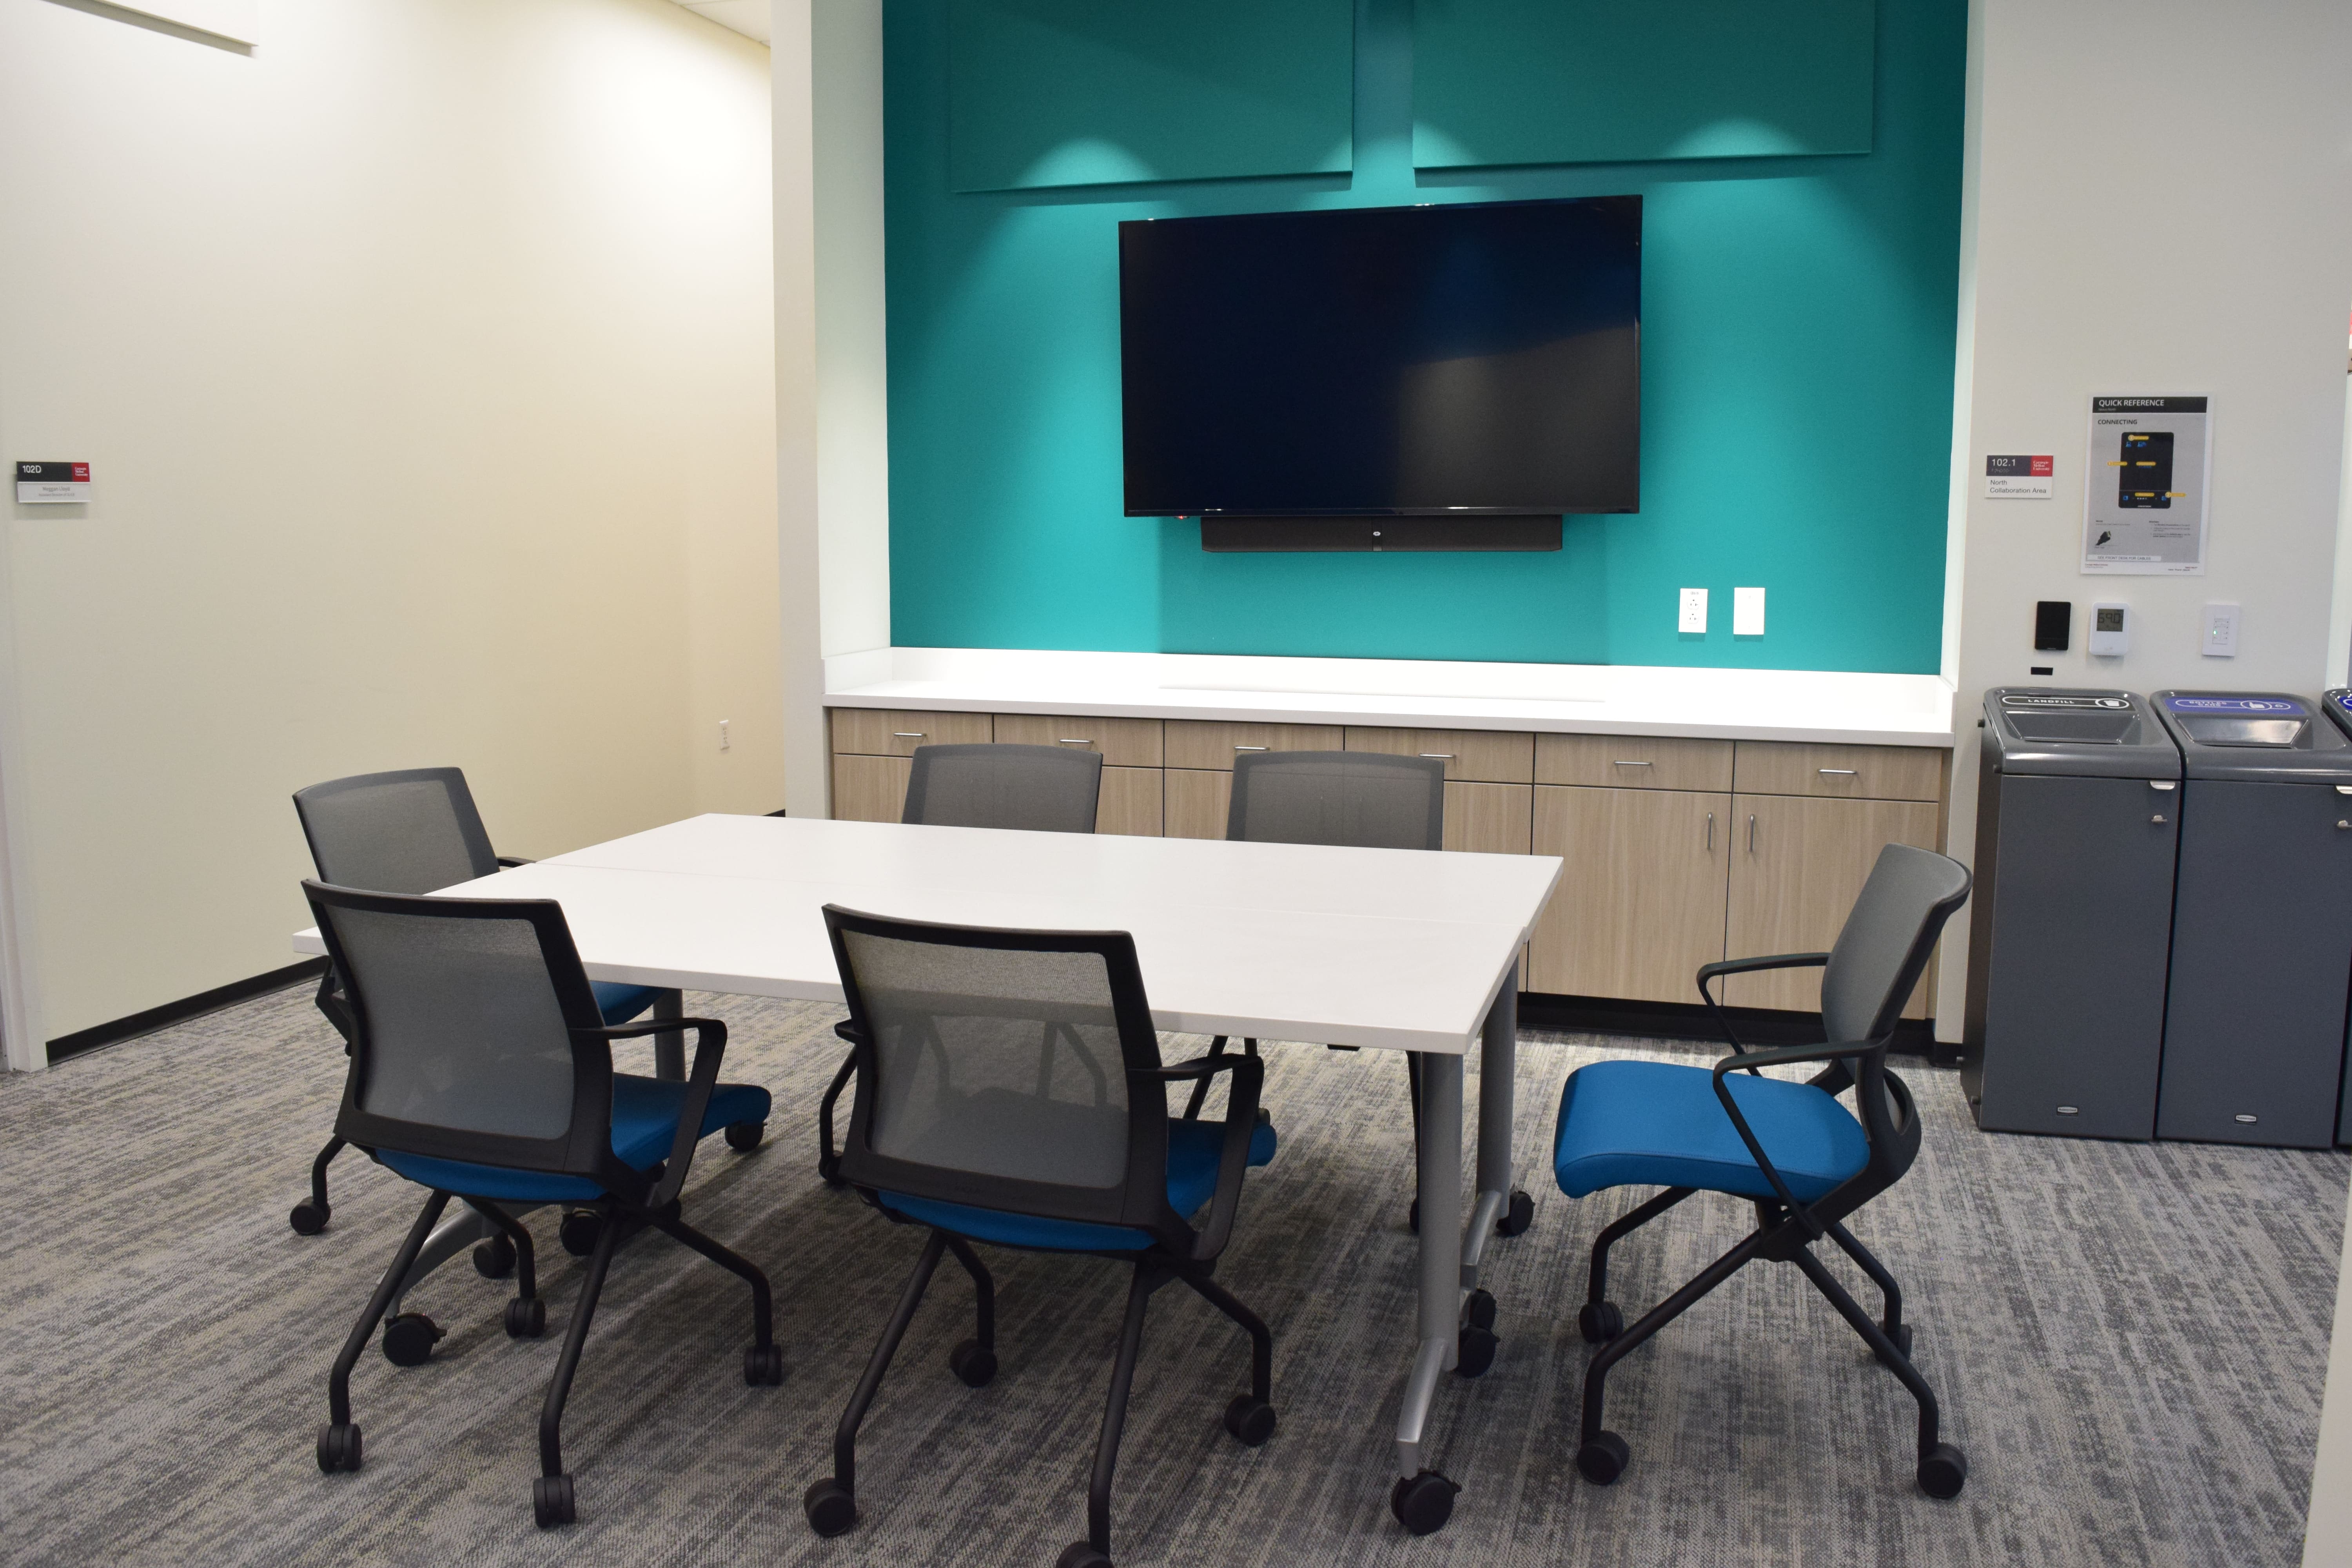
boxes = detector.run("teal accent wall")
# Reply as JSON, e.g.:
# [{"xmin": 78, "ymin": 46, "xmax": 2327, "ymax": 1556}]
[
  {"xmin": 885, "ymin": 0, "xmax": 1965, "ymax": 674},
  {"xmin": 948, "ymin": 0, "xmax": 1353, "ymax": 192},
  {"xmin": 1415, "ymin": 0, "xmax": 1876, "ymax": 168}
]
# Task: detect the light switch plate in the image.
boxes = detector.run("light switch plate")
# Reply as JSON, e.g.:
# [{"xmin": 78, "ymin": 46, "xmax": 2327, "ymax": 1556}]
[
  {"xmin": 1678, "ymin": 588, "xmax": 1708, "ymax": 635},
  {"xmin": 2202, "ymin": 602, "xmax": 2239, "ymax": 658},
  {"xmin": 1733, "ymin": 586, "xmax": 1766, "ymax": 636}
]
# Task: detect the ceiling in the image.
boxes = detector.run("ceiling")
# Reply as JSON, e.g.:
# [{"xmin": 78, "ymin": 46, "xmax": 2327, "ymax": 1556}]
[{"xmin": 673, "ymin": 0, "xmax": 769, "ymax": 45}]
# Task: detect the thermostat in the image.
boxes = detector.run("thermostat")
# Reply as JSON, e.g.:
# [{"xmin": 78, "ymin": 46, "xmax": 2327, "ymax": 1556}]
[{"xmin": 2089, "ymin": 602, "xmax": 2129, "ymax": 657}]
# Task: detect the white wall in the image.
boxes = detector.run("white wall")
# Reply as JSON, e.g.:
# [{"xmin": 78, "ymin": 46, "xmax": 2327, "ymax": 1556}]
[
  {"xmin": 1933, "ymin": 0, "xmax": 2352, "ymax": 1034},
  {"xmin": 0, "ymin": 0, "xmax": 782, "ymax": 1052}
]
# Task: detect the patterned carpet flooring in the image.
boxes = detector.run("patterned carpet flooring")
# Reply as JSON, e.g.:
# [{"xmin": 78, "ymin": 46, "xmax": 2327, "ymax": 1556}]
[{"xmin": 0, "ymin": 984, "xmax": 2342, "ymax": 1567}]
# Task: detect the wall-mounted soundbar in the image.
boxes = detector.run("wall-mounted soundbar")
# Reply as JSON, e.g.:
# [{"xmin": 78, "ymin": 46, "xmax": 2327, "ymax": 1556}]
[{"xmin": 1198, "ymin": 515, "xmax": 1563, "ymax": 553}]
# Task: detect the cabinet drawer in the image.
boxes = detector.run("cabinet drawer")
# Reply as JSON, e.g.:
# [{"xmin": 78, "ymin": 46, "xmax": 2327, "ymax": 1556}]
[
  {"xmin": 1163, "ymin": 769, "xmax": 1232, "ymax": 839},
  {"xmin": 1529, "ymin": 786, "xmax": 1731, "ymax": 1004},
  {"xmin": 830, "ymin": 708, "xmax": 992, "ymax": 757},
  {"xmin": 993, "ymin": 713, "xmax": 1163, "ymax": 768},
  {"xmin": 1347, "ymin": 727, "xmax": 1534, "ymax": 784},
  {"xmin": 1165, "ymin": 720, "xmax": 1344, "ymax": 771},
  {"xmin": 1096, "ymin": 767, "xmax": 1163, "ymax": 837},
  {"xmin": 1732, "ymin": 741, "xmax": 1943, "ymax": 802},
  {"xmin": 1535, "ymin": 733, "xmax": 1734, "ymax": 792},
  {"xmin": 1443, "ymin": 782, "xmax": 1533, "ymax": 854},
  {"xmin": 832, "ymin": 753, "xmax": 911, "ymax": 823}
]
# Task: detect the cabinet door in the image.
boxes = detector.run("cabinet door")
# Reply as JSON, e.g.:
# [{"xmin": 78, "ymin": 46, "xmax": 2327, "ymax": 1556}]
[
  {"xmin": 1724, "ymin": 794, "xmax": 1940, "ymax": 1014},
  {"xmin": 830, "ymin": 708, "xmax": 992, "ymax": 756},
  {"xmin": 1095, "ymin": 767, "xmax": 1163, "ymax": 837},
  {"xmin": 993, "ymin": 713, "xmax": 1163, "ymax": 768},
  {"xmin": 1444, "ymin": 782, "xmax": 1533, "ymax": 854},
  {"xmin": 1163, "ymin": 769, "xmax": 1232, "ymax": 839},
  {"xmin": 1529, "ymin": 786, "xmax": 1730, "ymax": 1004},
  {"xmin": 833, "ymin": 754, "xmax": 912, "ymax": 823}
]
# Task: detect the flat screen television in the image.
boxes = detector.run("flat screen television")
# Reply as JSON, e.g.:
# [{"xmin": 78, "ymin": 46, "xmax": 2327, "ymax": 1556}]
[{"xmin": 1119, "ymin": 196, "xmax": 1641, "ymax": 550}]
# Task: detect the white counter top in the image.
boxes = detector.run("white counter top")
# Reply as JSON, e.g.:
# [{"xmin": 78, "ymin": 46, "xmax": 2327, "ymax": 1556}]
[{"xmin": 824, "ymin": 647, "xmax": 1956, "ymax": 748}]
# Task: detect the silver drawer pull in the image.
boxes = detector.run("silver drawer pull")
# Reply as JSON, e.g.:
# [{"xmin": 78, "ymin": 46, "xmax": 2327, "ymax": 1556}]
[
  {"xmin": 1612, "ymin": 759, "xmax": 1653, "ymax": 767},
  {"xmin": 2150, "ymin": 780, "xmax": 2176, "ymax": 791},
  {"xmin": 1234, "ymin": 745, "xmax": 1268, "ymax": 752},
  {"xmin": 1419, "ymin": 753, "xmax": 1455, "ymax": 760},
  {"xmin": 1748, "ymin": 813, "xmax": 1757, "ymax": 852},
  {"xmin": 1058, "ymin": 738, "xmax": 1092, "ymax": 746},
  {"xmin": 1705, "ymin": 812, "xmax": 1715, "ymax": 850},
  {"xmin": 892, "ymin": 732, "xmax": 925, "ymax": 739},
  {"xmin": 1818, "ymin": 768, "xmax": 1858, "ymax": 776}
]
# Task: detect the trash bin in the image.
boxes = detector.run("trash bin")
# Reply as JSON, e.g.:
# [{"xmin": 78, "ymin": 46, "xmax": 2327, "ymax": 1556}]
[
  {"xmin": 2316, "ymin": 687, "xmax": 2352, "ymax": 1148},
  {"xmin": 1960, "ymin": 690, "xmax": 2179, "ymax": 1139},
  {"xmin": 2152, "ymin": 690, "xmax": 2352, "ymax": 1149}
]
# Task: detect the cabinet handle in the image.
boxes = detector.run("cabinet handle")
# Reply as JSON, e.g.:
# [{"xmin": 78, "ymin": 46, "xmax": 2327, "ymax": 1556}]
[
  {"xmin": 1748, "ymin": 813, "xmax": 1757, "ymax": 852},
  {"xmin": 1612, "ymin": 759, "xmax": 1653, "ymax": 767},
  {"xmin": 2149, "ymin": 780, "xmax": 2176, "ymax": 791},
  {"xmin": 1706, "ymin": 811, "xmax": 1715, "ymax": 850},
  {"xmin": 1234, "ymin": 745, "xmax": 1268, "ymax": 752},
  {"xmin": 1419, "ymin": 753, "xmax": 1455, "ymax": 759},
  {"xmin": 1057, "ymin": 738, "xmax": 1092, "ymax": 746},
  {"xmin": 892, "ymin": 732, "xmax": 925, "ymax": 739},
  {"xmin": 1817, "ymin": 768, "xmax": 1858, "ymax": 777}
]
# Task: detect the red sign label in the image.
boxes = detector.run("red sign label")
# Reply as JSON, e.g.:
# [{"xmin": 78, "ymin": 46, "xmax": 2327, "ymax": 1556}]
[{"xmin": 71, "ymin": 463, "xmax": 89, "ymax": 482}]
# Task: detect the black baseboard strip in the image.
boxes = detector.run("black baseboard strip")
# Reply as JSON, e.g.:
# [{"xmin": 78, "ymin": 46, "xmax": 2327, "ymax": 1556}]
[
  {"xmin": 47, "ymin": 958, "xmax": 328, "ymax": 1065},
  {"xmin": 1517, "ymin": 991, "xmax": 1940, "ymax": 1059}
]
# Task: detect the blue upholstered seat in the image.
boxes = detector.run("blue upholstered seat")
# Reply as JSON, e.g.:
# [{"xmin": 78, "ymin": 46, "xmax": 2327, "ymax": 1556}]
[
  {"xmin": 881, "ymin": 1117, "xmax": 1279, "ymax": 1252},
  {"xmin": 379, "ymin": 1074, "xmax": 772, "ymax": 1203},
  {"xmin": 1553, "ymin": 1060, "xmax": 1868, "ymax": 1204},
  {"xmin": 591, "ymin": 982, "xmax": 661, "ymax": 1025}
]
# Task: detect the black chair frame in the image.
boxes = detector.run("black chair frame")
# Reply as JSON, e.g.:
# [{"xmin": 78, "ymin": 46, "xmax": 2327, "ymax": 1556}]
[
  {"xmin": 304, "ymin": 882, "xmax": 782, "ymax": 1528},
  {"xmin": 1569, "ymin": 856, "xmax": 1970, "ymax": 1499},
  {"xmin": 804, "ymin": 907, "xmax": 1276, "ymax": 1568}
]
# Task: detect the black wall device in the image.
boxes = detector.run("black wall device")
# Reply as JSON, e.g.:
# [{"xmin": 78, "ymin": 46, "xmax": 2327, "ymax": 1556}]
[{"xmin": 2033, "ymin": 601, "xmax": 2072, "ymax": 652}]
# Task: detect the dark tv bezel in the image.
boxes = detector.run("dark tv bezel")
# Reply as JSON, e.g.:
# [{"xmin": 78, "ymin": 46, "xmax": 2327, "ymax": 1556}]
[{"xmin": 1118, "ymin": 194, "xmax": 1642, "ymax": 523}]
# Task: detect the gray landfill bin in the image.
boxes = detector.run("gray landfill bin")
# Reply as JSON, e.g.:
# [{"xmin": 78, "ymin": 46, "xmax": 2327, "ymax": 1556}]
[
  {"xmin": 2318, "ymin": 687, "xmax": 2352, "ymax": 1147},
  {"xmin": 1960, "ymin": 690, "xmax": 2180, "ymax": 1139},
  {"xmin": 2152, "ymin": 690, "xmax": 2352, "ymax": 1149}
]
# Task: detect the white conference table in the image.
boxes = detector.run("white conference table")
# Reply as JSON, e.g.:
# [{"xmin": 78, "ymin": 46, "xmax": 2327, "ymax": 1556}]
[{"xmin": 296, "ymin": 812, "xmax": 1561, "ymax": 1493}]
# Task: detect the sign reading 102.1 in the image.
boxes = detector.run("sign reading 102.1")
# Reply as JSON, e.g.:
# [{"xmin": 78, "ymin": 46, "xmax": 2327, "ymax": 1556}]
[{"xmin": 16, "ymin": 462, "xmax": 90, "ymax": 504}]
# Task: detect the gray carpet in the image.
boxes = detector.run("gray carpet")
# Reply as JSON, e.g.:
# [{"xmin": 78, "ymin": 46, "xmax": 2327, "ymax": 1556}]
[{"xmin": 0, "ymin": 984, "xmax": 2341, "ymax": 1567}]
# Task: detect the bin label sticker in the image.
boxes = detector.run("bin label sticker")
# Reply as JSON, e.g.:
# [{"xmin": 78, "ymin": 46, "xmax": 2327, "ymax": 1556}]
[
  {"xmin": 2003, "ymin": 695, "xmax": 2131, "ymax": 710},
  {"xmin": 2163, "ymin": 696, "xmax": 2302, "ymax": 714}
]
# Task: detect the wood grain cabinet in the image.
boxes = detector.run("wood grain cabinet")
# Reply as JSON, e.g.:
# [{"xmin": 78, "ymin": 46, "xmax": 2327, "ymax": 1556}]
[
  {"xmin": 993, "ymin": 713, "xmax": 1164, "ymax": 768},
  {"xmin": 829, "ymin": 708, "xmax": 992, "ymax": 757},
  {"xmin": 1723, "ymin": 793, "xmax": 1941, "ymax": 1016},
  {"xmin": 1096, "ymin": 767, "xmax": 1163, "ymax": 837},
  {"xmin": 1536, "ymin": 733, "xmax": 1734, "ymax": 793},
  {"xmin": 831, "ymin": 753, "xmax": 913, "ymax": 824},
  {"xmin": 1347, "ymin": 726, "xmax": 1534, "ymax": 783},
  {"xmin": 1165, "ymin": 720, "xmax": 1344, "ymax": 770},
  {"xmin": 1530, "ymin": 786, "xmax": 1730, "ymax": 1003},
  {"xmin": 1163, "ymin": 769, "xmax": 1232, "ymax": 839}
]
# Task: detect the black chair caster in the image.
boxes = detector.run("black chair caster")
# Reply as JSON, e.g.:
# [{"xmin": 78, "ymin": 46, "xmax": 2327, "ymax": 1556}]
[
  {"xmin": 724, "ymin": 1120, "xmax": 765, "ymax": 1152},
  {"xmin": 1389, "ymin": 1469, "xmax": 1459, "ymax": 1535},
  {"xmin": 314, "ymin": 1422, "xmax": 362, "ymax": 1473},
  {"xmin": 1222, "ymin": 1394, "xmax": 1276, "ymax": 1447},
  {"xmin": 1877, "ymin": 1322, "xmax": 1915, "ymax": 1367},
  {"xmin": 381, "ymin": 1313, "xmax": 444, "ymax": 1367},
  {"xmin": 1578, "ymin": 1301, "xmax": 1624, "ymax": 1345},
  {"xmin": 1464, "ymin": 1288, "xmax": 1497, "ymax": 1332},
  {"xmin": 473, "ymin": 1234, "xmax": 516, "ymax": 1279},
  {"xmin": 532, "ymin": 1473, "xmax": 575, "ymax": 1528},
  {"xmin": 744, "ymin": 1344, "xmax": 785, "ymax": 1386},
  {"xmin": 804, "ymin": 1477, "xmax": 857, "ymax": 1537},
  {"xmin": 503, "ymin": 1297, "xmax": 546, "ymax": 1338},
  {"xmin": 1056, "ymin": 1544, "xmax": 1112, "ymax": 1568},
  {"xmin": 948, "ymin": 1337, "xmax": 997, "ymax": 1388},
  {"xmin": 1917, "ymin": 1443, "xmax": 1968, "ymax": 1499},
  {"xmin": 559, "ymin": 1209, "xmax": 603, "ymax": 1257},
  {"xmin": 1456, "ymin": 1323, "xmax": 1498, "ymax": 1378},
  {"xmin": 289, "ymin": 1198, "xmax": 330, "ymax": 1236},
  {"xmin": 1497, "ymin": 1189, "xmax": 1535, "ymax": 1236},
  {"xmin": 1576, "ymin": 1430, "xmax": 1630, "ymax": 1486}
]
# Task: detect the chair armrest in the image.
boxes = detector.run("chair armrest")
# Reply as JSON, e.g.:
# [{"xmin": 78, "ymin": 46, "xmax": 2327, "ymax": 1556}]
[
  {"xmin": 1708, "ymin": 1040, "xmax": 1873, "ymax": 1235},
  {"xmin": 1136, "ymin": 1053, "xmax": 1263, "ymax": 1260},
  {"xmin": 1696, "ymin": 951, "xmax": 1827, "ymax": 987},
  {"xmin": 834, "ymin": 1018, "xmax": 862, "ymax": 1044},
  {"xmin": 494, "ymin": 856, "xmax": 535, "ymax": 868},
  {"xmin": 575, "ymin": 1017, "xmax": 730, "ymax": 1210}
]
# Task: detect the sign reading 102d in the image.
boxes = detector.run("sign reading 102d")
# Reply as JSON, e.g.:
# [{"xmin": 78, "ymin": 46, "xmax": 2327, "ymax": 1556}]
[{"xmin": 16, "ymin": 462, "xmax": 90, "ymax": 504}]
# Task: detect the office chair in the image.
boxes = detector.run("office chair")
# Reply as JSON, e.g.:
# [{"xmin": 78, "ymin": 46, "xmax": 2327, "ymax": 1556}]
[
  {"xmin": 1546, "ymin": 842, "xmax": 1971, "ymax": 1506},
  {"xmin": 290, "ymin": 768, "xmax": 763, "ymax": 1252},
  {"xmin": 1192, "ymin": 751, "xmax": 1533, "ymax": 1259},
  {"xmin": 803, "ymin": 906, "xmax": 1279, "ymax": 1568},
  {"xmin": 303, "ymin": 879, "xmax": 782, "ymax": 1528},
  {"xmin": 814, "ymin": 742, "xmax": 1105, "ymax": 1185}
]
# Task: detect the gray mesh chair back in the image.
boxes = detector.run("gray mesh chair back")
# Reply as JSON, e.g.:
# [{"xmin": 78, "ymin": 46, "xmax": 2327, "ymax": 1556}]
[
  {"xmin": 1225, "ymin": 751, "xmax": 1445, "ymax": 851},
  {"xmin": 303, "ymin": 880, "xmax": 628, "ymax": 1187},
  {"xmin": 826, "ymin": 906, "xmax": 1209, "ymax": 1249},
  {"xmin": 902, "ymin": 743, "xmax": 1103, "ymax": 834},
  {"xmin": 294, "ymin": 768, "xmax": 497, "ymax": 895},
  {"xmin": 1822, "ymin": 844, "xmax": 1973, "ymax": 1049}
]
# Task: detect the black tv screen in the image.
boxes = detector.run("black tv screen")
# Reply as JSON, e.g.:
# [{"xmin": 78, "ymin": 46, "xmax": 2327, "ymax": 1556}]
[{"xmin": 1119, "ymin": 196, "xmax": 1641, "ymax": 519}]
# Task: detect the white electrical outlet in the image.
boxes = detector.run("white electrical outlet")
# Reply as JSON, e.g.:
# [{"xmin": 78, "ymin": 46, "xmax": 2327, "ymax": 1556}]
[
  {"xmin": 1678, "ymin": 588, "xmax": 1708, "ymax": 634},
  {"xmin": 2201, "ymin": 603, "xmax": 2239, "ymax": 658},
  {"xmin": 719, "ymin": 719, "xmax": 732, "ymax": 751},
  {"xmin": 1733, "ymin": 586, "xmax": 1766, "ymax": 637}
]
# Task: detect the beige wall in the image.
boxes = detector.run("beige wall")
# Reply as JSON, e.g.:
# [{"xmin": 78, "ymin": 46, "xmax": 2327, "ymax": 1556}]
[{"xmin": 0, "ymin": 0, "xmax": 782, "ymax": 1051}]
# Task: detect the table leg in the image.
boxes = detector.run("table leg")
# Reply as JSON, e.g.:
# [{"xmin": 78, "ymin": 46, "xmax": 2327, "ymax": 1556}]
[
  {"xmin": 1395, "ymin": 1049, "xmax": 1462, "ymax": 1479},
  {"xmin": 653, "ymin": 988, "xmax": 686, "ymax": 1081},
  {"xmin": 1462, "ymin": 963, "xmax": 1520, "ymax": 1283}
]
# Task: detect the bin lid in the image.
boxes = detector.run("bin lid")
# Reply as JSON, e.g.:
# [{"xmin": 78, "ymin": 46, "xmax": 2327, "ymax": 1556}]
[
  {"xmin": 2151, "ymin": 691, "xmax": 2352, "ymax": 782},
  {"xmin": 1983, "ymin": 689, "xmax": 2179, "ymax": 778}
]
